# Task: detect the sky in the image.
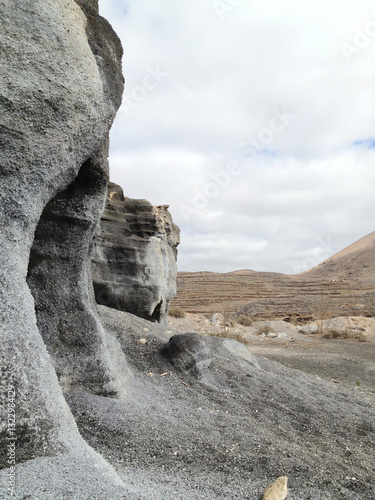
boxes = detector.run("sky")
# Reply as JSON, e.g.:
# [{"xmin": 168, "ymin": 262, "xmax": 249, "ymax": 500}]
[{"xmin": 99, "ymin": 0, "xmax": 375, "ymax": 274}]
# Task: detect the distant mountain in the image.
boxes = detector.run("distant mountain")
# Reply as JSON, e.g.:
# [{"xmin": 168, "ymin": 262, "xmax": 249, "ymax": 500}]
[
  {"xmin": 302, "ymin": 232, "xmax": 375, "ymax": 284},
  {"xmin": 173, "ymin": 232, "xmax": 375, "ymax": 321}
]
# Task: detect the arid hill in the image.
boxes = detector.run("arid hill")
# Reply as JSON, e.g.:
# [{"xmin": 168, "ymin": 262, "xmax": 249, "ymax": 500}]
[
  {"xmin": 172, "ymin": 232, "xmax": 375, "ymax": 322},
  {"xmin": 301, "ymin": 231, "xmax": 375, "ymax": 284}
]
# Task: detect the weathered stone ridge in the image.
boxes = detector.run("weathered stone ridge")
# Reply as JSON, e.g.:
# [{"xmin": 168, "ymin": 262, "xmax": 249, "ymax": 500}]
[
  {"xmin": 0, "ymin": 0, "xmax": 129, "ymax": 476},
  {"xmin": 92, "ymin": 182, "xmax": 180, "ymax": 323}
]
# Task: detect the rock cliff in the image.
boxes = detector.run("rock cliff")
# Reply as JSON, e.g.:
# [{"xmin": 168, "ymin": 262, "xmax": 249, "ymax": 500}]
[
  {"xmin": 0, "ymin": 0, "xmax": 130, "ymax": 490},
  {"xmin": 92, "ymin": 182, "xmax": 180, "ymax": 323}
]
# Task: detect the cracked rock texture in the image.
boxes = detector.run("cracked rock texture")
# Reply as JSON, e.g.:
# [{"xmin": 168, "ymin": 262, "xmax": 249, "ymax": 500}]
[
  {"xmin": 160, "ymin": 333, "xmax": 212, "ymax": 378},
  {"xmin": 0, "ymin": 0, "xmax": 131, "ymax": 491},
  {"xmin": 92, "ymin": 182, "xmax": 180, "ymax": 323}
]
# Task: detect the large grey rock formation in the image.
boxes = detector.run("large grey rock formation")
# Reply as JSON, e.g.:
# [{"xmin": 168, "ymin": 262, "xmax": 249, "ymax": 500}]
[
  {"xmin": 0, "ymin": 0, "xmax": 130, "ymax": 487},
  {"xmin": 92, "ymin": 182, "xmax": 180, "ymax": 323}
]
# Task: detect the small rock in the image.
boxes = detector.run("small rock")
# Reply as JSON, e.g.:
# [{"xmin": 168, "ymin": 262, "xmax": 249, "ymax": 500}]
[
  {"xmin": 301, "ymin": 324, "xmax": 318, "ymax": 334},
  {"xmin": 262, "ymin": 476, "xmax": 288, "ymax": 500},
  {"xmin": 210, "ymin": 313, "xmax": 220, "ymax": 325},
  {"xmin": 267, "ymin": 332, "xmax": 278, "ymax": 339},
  {"xmin": 164, "ymin": 330, "xmax": 173, "ymax": 335},
  {"xmin": 143, "ymin": 327, "xmax": 149, "ymax": 332},
  {"xmin": 277, "ymin": 332, "xmax": 287, "ymax": 339},
  {"xmin": 138, "ymin": 338, "xmax": 147, "ymax": 345}
]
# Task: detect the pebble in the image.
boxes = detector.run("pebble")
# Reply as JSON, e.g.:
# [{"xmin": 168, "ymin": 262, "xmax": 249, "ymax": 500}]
[
  {"xmin": 267, "ymin": 332, "xmax": 278, "ymax": 339},
  {"xmin": 277, "ymin": 332, "xmax": 287, "ymax": 339},
  {"xmin": 262, "ymin": 476, "xmax": 288, "ymax": 500}
]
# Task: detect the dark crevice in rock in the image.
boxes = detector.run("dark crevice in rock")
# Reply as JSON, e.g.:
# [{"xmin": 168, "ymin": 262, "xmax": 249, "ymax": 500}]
[
  {"xmin": 150, "ymin": 299, "xmax": 163, "ymax": 322},
  {"xmin": 27, "ymin": 153, "xmax": 128, "ymax": 396}
]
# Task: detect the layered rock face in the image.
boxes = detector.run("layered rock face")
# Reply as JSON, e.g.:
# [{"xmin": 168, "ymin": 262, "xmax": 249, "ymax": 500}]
[
  {"xmin": 0, "ymin": 0, "xmax": 130, "ymax": 473},
  {"xmin": 92, "ymin": 182, "xmax": 180, "ymax": 323}
]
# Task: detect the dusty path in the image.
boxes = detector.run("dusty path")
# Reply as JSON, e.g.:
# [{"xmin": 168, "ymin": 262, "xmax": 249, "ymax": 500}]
[{"xmin": 250, "ymin": 339, "xmax": 375, "ymax": 401}]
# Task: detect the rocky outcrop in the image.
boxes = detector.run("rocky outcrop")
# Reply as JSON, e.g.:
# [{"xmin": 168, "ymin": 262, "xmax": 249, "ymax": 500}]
[
  {"xmin": 92, "ymin": 182, "xmax": 180, "ymax": 323},
  {"xmin": 160, "ymin": 333, "xmax": 212, "ymax": 378},
  {"xmin": 0, "ymin": 0, "xmax": 130, "ymax": 477}
]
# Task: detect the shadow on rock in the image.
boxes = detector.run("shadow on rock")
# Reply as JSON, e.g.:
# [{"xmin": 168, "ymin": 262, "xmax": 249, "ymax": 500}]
[{"xmin": 160, "ymin": 333, "xmax": 211, "ymax": 378}]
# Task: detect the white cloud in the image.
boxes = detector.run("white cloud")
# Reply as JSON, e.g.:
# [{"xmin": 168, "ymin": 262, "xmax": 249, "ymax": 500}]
[{"xmin": 99, "ymin": 0, "xmax": 375, "ymax": 273}]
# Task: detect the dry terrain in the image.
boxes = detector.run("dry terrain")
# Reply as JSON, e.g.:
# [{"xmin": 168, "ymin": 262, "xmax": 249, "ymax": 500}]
[
  {"xmin": 172, "ymin": 232, "xmax": 375, "ymax": 322},
  {"xmin": 167, "ymin": 313, "xmax": 375, "ymax": 401},
  {"xmin": 68, "ymin": 306, "xmax": 375, "ymax": 499}
]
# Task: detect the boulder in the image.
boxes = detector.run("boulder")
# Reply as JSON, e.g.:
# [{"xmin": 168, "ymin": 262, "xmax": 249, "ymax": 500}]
[
  {"xmin": 160, "ymin": 333, "xmax": 211, "ymax": 378},
  {"xmin": 91, "ymin": 182, "xmax": 180, "ymax": 323},
  {"xmin": 300, "ymin": 323, "xmax": 318, "ymax": 334},
  {"xmin": 0, "ymin": 0, "xmax": 130, "ymax": 471},
  {"xmin": 222, "ymin": 339, "xmax": 260, "ymax": 370}
]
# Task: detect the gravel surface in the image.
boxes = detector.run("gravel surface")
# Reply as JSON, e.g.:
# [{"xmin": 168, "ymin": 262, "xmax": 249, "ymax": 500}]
[{"xmin": 63, "ymin": 306, "xmax": 375, "ymax": 499}]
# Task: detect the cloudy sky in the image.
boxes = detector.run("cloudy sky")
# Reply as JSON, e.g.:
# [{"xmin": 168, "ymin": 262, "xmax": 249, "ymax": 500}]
[{"xmin": 99, "ymin": 0, "xmax": 375, "ymax": 274}]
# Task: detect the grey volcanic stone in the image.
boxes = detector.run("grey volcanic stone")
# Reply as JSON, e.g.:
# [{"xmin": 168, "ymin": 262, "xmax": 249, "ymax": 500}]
[
  {"xmin": 222, "ymin": 339, "xmax": 260, "ymax": 370},
  {"xmin": 0, "ymin": 0, "xmax": 130, "ymax": 480},
  {"xmin": 92, "ymin": 182, "xmax": 180, "ymax": 323},
  {"xmin": 160, "ymin": 333, "xmax": 212, "ymax": 378}
]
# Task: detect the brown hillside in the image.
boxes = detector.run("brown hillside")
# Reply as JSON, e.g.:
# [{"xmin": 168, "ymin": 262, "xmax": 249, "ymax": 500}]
[
  {"xmin": 302, "ymin": 231, "xmax": 375, "ymax": 284},
  {"xmin": 172, "ymin": 233, "xmax": 375, "ymax": 322}
]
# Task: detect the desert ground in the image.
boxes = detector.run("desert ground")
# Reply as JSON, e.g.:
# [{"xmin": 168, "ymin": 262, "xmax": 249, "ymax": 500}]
[
  {"xmin": 62, "ymin": 306, "xmax": 375, "ymax": 500},
  {"xmin": 168, "ymin": 313, "xmax": 375, "ymax": 403}
]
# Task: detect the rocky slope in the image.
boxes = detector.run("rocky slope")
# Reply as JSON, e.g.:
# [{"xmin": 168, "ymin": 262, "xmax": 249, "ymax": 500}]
[
  {"xmin": 67, "ymin": 306, "xmax": 375, "ymax": 500},
  {"xmin": 173, "ymin": 233, "xmax": 375, "ymax": 321},
  {"xmin": 92, "ymin": 182, "xmax": 180, "ymax": 323}
]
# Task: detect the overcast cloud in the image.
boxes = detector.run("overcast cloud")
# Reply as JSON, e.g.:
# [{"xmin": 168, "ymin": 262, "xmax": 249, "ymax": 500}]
[{"xmin": 99, "ymin": 0, "xmax": 375, "ymax": 273}]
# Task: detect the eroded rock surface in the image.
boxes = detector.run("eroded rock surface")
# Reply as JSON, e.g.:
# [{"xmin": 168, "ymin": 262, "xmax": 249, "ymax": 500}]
[
  {"xmin": 92, "ymin": 182, "xmax": 180, "ymax": 323},
  {"xmin": 0, "ymin": 0, "xmax": 129, "ymax": 479},
  {"xmin": 160, "ymin": 333, "xmax": 212, "ymax": 378}
]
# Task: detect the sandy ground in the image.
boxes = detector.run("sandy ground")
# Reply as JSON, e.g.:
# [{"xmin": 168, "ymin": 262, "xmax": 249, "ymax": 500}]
[
  {"xmin": 7, "ymin": 307, "xmax": 374, "ymax": 499},
  {"xmin": 168, "ymin": 314, "xmax": 375, "ymax": 401},
  {"xmin": 65, "ymin": 306, "xmax": 375, "ymax": 499}
]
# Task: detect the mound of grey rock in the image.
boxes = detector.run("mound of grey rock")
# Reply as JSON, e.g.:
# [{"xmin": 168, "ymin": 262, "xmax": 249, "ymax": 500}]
[
  {"xmin": 0, "ymin": 0, "xmax": 131, "ymax": 495},
  {"xmin": 160, "ymin": 333, "xmax": 212, "ymax": 378}
]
